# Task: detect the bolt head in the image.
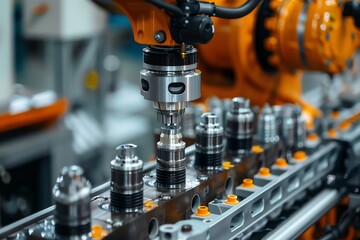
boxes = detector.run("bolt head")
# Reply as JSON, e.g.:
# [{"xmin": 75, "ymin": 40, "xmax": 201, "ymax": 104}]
[{"xmin": 181, "ymin": 224, "xmax": 192, "ymax": 232}]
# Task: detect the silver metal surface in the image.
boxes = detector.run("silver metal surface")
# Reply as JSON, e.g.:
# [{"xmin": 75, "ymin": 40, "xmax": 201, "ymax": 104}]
[
  {"xmin": 262, "ymin": 189, "xmax": 341, "ymax": 240},
  {"xmin": 225, "ymin": 97, "xmax": 254, "ymax": 158},
  {"xmin": 52, "ymin": 166, "xmax": 91, "ymax": 239},
  {"xmin": 195, "ymin": 112, "xmax": 224, "ymax": 169},
  {"xmin": 159, "ymin": 220, "xmax": 209, "ymax": 240},
  {"xmin": 110, "ymin": 144, "xmax": 144, "ymax": 212},
  {"xmin": 143, "ymin": 63, "xmax": 198, "ymax": 72},
  {"xmin": 140, "ymin": 70, "xmax": 201, "ymax": 103},
  {"xmin": 140, "ymin": 46, "xmax": 201, "ymax": 125},
  {"xmin": 293, "ymin": 105, "xmax": 307, "ymax": 150},
  {"xmin": 156, "ymin": 126, "xmax": 187, "ymax": 188},
  {"xmin": 256, "ymin": 104, "xmax": 279, "ymax": 144},
  {"xmin": 281, "ymin": 105, "xmax": 296, "ymax": 151},
  {"xmin": 154, "ymin": 102, "xmax": 187, "ymax": 126}
]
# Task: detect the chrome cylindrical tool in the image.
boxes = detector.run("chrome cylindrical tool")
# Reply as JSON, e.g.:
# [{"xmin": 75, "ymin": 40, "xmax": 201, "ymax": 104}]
[
  {"xmin": 53, "ymin": 166, "xmax": 91, "ymax": 240},
  {"xmin": 293, "ymin": 105, "xmax": 306, "ymax": 150},
  {"xmin": 256, "ymin": 104, "xmax": 279, "ymax": 144},
  {"xmin": 140, "ymin": 46, "xmax": 201, "ymax": 125},
  {"xmin": 225, "ymin": 97, "xmax": 254, "ymax": 158},
  {"xmin": 281, "ymin": 104, "xmax": 296, "ymax": 150},
  {"xmin": 156, "ymin": 126, "xmax": 186, "ymax": 188},
  {"xmin": 110, "ymin": 144, "xmax": 143, "ymax": 212},
  {"xmin": 272, "ymin": 105, "xmax": 283, "ymax": 137},
  {"xmin": 195, "ymin": 112, "xmax": 224, "ymax": 170}
]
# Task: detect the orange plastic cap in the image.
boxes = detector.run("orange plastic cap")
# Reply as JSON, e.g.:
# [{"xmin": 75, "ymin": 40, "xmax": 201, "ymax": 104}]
[
  {"xmin": 293, "ymin": 151, "xmax": 307, "ymax": 161},
  {"xmin": 328, "ymin": 128, "xmax": 337, "ymax": 138},
  {"xmin": 222, "ymin": 161, "xmax": 234, "ymax": 169},
  {"xmin": 225, "ymin": 194, "xmax": 239, "ymax": 205},
  {"xmin": 195, "ymin": 206, "xmax": 211, "ymax": 217},
  {"xmin": 92, "ymin": 225, "xmax": 107, "ymax": 239},
  {"xmin": 144, "ymin": 200, "xmax": 158, "ymax": 211},
  {"xmin": 275, "ymin": 158, "xmax": 288, "ymax": 167},
  {"xmin": 307, "ymin": 133, "xmax": 319, "ymax": 141},
  {"xmin": 252, "ymin": 145, "xmax": 264, "ymax": 153},
  {"xmin": 241, "ymin": 178, "xmax": 255, "ymax": 188},
  {"xmin": 259, "ymin": 167, "xmax": 271, "ymax": 177}
]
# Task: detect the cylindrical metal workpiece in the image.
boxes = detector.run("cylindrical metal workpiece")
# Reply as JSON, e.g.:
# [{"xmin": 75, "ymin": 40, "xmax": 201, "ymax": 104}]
[
  {"xmin": 293, "ymin": 105, "xmax": 306, "ymax": 150},
  {"xmin": 272, "ymin": 105, "xmax": 283, "ymax": 137},
  {"xmin": 140, "ymin": 46, "xmax": 201, "ymax": 125},
  {"xmin": 53, "ymin": 165, "xmax": 91, "ymax": 240},
  {"xmin": 111, "ymin": 144, "xmax": 144, "ymax": 212},
  {"xmin": 156, "ymin": 126, "xmax": 186, "ymax": 188},
  {"xmin": 256, "ymin": 104, "xmax": 279, "ymax": 144},
  {"xmin": 281, "ymin": 104, "xmax": 296, "ymax": 150},
  {"xmin": 195, "ymin": 112, "xmax": 224, "ymax": 170},
  {"xmin": 225, "ymin": 97, "xmax": 254, "ymax": 158}
]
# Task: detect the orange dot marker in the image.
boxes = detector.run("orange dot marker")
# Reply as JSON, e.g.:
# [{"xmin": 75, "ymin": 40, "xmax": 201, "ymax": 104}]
[
  {"xmin": 144, "ymin": 200, "xmax": 158, "ymax": 211},
  {"xmin": 275, "ymin": 158, "xmax": 288, "ymax": 167},
  {"xmin": 328, "ymin": 128, "xmax": 337, "ymax": 138},
  {"xmin": 225, "ymin": 194, "xmax": 239, "ymax": 205},
  {"xmin": 252, "ymin": 145, "xmax": 264, "ymax": 153},
  {"xmin": 222, "ymin": 161, "xmax": 234, "ymax": 169},
  {"xmin": 293, "ymin": 151, "xmax": 307, "ymax": 161},
  {"xmin": 92, "ymin": 225, "xmax": 107, "ymax": 239},
  {"xmin": 307, "ymin": 133, "xmax": 318, "ymax": 141},
  {"xmin": 195, "ymin": 206, "xmax": 211, "ymax": 217},
  {"xmin": 241, "ymin": 178, "xmax": 255, "ymax": 188},
  {"xmin": 259, "ymin": 167, "xmax": 271, "ymax": 177}
]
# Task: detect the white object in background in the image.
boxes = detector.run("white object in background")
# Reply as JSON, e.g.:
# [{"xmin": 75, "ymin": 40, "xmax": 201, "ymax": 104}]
[
  {"xmin": 0, "ymin": 0, "xmax": 14, "ymax": 111},
  {"xmin": 23, "ymin": 0, "xmax": 107, "ymax": 40}
]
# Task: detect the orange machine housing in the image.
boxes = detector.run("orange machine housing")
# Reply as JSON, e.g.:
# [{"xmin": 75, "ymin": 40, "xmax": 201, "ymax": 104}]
[
  {"xmin": 199, "ymin": 0, "xmax": 360, "ymax": 119},
  {"xmin": 113, "ymin": 0, "xmax": 178, "ymax": 46}
]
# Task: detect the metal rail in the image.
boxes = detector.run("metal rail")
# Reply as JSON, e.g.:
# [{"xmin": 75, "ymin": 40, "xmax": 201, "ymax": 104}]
[{"xmin": 262, "ymin": 188, "xmax": 343, "ymax": 240}]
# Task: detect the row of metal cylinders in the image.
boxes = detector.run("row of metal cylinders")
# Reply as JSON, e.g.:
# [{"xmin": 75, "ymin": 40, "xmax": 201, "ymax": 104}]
[{"xmin": 51, "ymin": 97, "xmax": 307, "ymax": 238}]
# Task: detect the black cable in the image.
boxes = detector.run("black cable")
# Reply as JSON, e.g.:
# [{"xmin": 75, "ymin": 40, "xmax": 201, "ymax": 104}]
[
  {"xmin": 146, "ymin": 0, "xmax": 184, "ymax": 17},
  {"xmin": 199, "ymin": 0, "xmax": 263, "ymax": 19}
]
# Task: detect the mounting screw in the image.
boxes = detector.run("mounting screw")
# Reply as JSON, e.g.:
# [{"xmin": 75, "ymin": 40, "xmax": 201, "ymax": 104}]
[
  {"xmin": 154, "ymin": 31, "xmax": 166, "ymax": 43},
  {"xmin": 181, "ymin": 224, "xmax": 192, "ymax": 232},
  {"xmin": 326, "ymin": 174, "xmax": 336, "ymax": 185},
  {"xmin": 198, "ymin": 175, "xmax": 209, "ymax": 181},
  {"xmin": 159, "ymin": 194, "xmax": 172, "ymax": 200}
]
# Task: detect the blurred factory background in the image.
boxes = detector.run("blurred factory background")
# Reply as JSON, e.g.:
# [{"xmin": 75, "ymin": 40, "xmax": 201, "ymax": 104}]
[
  {"xmin": 1, "ymin": 0, "xmax": 359, "ymax": 230},
  {"xmin": 0, "ymin": 0, "xmax": 157, "ymax": 226}
]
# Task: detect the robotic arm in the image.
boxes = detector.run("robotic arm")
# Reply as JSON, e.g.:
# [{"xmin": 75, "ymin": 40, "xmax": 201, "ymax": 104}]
[{"xmin": 93, "ymin": 0, "xmax": 262, "ymax": 45}]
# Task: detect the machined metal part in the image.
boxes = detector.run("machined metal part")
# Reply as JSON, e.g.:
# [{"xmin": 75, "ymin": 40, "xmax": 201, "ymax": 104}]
[
  {"xmin": 159, "ymin": 220, "xmax": 209, "ymax": 240},
  {"xmin": 195, "ymin": 112, "xmax": 224, "ymax": 170},
  {"xmin": 140, "ymin": 46, "xmax": 201, "ymax": 125},
  {"xmin": 293, "ymin": 105, "xmax": 307, "ymax": 150},
  {"xmin": 256, "ymin": 104, "xmax": 279, "ymax": 144},
  {"xmin": 272, "ymin": 105, "xmax": 283, "ymax": 137},
  {"xmin": 225, "ymin": 97, "xmax": 254, "ymax": 159},
  {"xmin": 281, "ymin": 105, "xmax": 296, "ymax": 151},
  {"xmin": 52, "ymin": 165, "xmax": 92, "ymax": 240},
  {"xmin": 262, "ymin": 189, "xmax": 342, "ymax": 240},
  {"xmin": 110, "ymin": 144, "xmax": 144, "ymax": 212},
  {"xmin": 156, "ymin": 126, "xmax": 187, "ymax": 189},
  {"xmin": 207, "ymin": 96, "xmax": 225, "ymax": 127}
]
